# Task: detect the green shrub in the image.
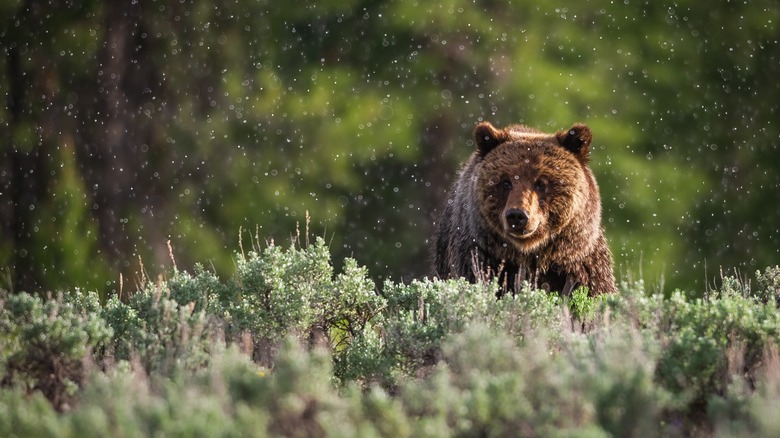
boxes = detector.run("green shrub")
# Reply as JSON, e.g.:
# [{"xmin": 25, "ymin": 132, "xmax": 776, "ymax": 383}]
[
  {"xmin": 0, "ymin": 290, "xmax": 111, "ymax": 410},
  {"xmin": 653, "ymin": 290, "xmax": 780, "ymax": 412},
  {"xmin": 755, "ymin": 265, "xmax": 780, "ymax": 306},
  {"xmin": 396, "ymin": 320, "xmax": 668, "ymax": 437},
  {"xmin": 61, "ymin": 348, "xmax": 270, "ymax": 437},
  {"xmin": 2, "ymin": 238, "xmax": 780, "ymax": 435},
  {"xmin": 231, "ymin": 240, "xmax": 328, "ymax": 340},
  {"xmin": 0, "ymin": 387, "xmax": 61, "ymax": 437},
  {"xmin": 102, "ymin": 282, "xmax": 216, "ymax": 374}
]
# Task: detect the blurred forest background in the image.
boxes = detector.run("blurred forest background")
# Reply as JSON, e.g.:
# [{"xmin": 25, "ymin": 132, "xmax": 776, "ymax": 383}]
[{"xmin": 1, "ymin": 0, "xmax": 778, "ymax": 296}]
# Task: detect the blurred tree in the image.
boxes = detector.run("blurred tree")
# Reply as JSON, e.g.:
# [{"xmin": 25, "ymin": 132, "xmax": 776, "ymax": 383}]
[
  {"xmin": 1, "ymin": 0, "xmax": 778, "ymax": 296},
  {"xmin": 1, "ymin": 0, "xmax": 112, "ymax": 292}
]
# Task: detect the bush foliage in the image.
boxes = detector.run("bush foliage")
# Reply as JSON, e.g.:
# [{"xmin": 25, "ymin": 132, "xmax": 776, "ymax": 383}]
[{"xmin": 1, "ymin": 238, "xmax": 780, "ymax": 436}]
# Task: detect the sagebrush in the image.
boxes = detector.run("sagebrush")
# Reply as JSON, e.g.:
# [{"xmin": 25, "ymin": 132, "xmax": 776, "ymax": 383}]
[{"xmin": 2, "ymin": 238, "xmax": 780, "ymax": 436}]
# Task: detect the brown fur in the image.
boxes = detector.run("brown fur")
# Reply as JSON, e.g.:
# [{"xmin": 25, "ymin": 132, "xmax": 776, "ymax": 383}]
[{"xmin": 432, "ymin": 121, "xmax": 617, "ymax": 296}]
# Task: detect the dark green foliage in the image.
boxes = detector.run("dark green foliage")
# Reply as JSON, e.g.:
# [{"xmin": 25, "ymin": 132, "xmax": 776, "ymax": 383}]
[
  {"xmin": 4, "ymin": 0, "xmax": 780, "ymax": 297},
  {"xmin": 1, "ymin": 241, "xmax": 780, "ymax": 435}
]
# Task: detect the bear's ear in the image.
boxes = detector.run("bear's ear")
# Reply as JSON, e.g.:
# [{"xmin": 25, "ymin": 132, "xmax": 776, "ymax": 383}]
[
  {"xmin": 474, "ymin": 121, "xmax": 510, "ymax": 156},
  {"xmin": 556, "ymin": 123, "xmax": 593, "ymax": 163}
]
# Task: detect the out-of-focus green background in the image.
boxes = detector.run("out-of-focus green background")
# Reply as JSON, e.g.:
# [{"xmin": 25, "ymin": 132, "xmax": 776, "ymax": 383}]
[{"xmin": 1, "ymin": 0, "xmax": 778, "ymax": 296}]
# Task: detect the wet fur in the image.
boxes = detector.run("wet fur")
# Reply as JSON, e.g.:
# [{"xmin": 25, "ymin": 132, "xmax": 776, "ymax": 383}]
[{"xmin": 432, "ymin": 121, "xmax": 617, "ymax": 296}]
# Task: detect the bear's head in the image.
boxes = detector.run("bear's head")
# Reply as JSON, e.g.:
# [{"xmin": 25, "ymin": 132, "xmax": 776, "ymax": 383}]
[{"xmin": 473, "ymin": 121, "xmax": 598, "ymax": 253}]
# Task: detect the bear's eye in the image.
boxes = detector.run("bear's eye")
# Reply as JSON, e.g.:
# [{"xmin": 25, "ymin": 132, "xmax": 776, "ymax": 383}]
[
  {"xmin": 534, "ymin": 179, "xmax": 547, "ymax": 193},
  {"xmin": 501, "ymin": 179, "xmax": 512, "ymax": 190}
]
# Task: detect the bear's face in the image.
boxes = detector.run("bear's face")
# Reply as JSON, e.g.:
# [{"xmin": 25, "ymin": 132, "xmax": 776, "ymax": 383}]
[{"xmin": 473, "ymin": 122, "xmax": 593, "ymax": 253}]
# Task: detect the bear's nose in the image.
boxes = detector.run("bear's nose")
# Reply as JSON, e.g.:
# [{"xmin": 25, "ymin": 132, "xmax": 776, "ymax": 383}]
[{"xmin": 505, "ymin": 208, "xmax": 529, "ymax": 231}]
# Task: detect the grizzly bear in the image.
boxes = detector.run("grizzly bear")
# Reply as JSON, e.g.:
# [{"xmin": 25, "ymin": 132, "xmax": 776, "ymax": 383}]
[{"xmin": 432, "ymin": 121, "xmax": 617, "ymax": 296}]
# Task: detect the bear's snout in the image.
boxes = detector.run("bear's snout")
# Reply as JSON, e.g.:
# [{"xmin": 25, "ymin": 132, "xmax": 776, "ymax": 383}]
[{"xmin": 504, "ymin": 208, "xmax": 530, "ymax": 234}]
